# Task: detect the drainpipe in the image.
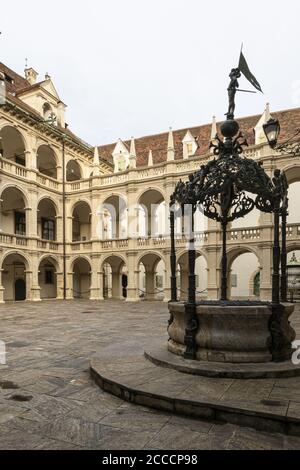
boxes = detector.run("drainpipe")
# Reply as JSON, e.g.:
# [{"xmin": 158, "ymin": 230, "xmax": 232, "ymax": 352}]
[{"xmin": 62, "ymin": 135, "xmax": 67, "ymax": 300}]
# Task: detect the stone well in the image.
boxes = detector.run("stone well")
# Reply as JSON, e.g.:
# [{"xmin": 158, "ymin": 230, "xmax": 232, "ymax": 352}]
[{"xmin": 168, "ymin": 302, "xmax": 296, "ymax": 364}]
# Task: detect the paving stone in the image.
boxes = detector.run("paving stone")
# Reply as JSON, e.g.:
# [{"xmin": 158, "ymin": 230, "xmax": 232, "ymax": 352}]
[{"xmin": 0, "ymin": 300, "xmax": 300, "ymax": 449}]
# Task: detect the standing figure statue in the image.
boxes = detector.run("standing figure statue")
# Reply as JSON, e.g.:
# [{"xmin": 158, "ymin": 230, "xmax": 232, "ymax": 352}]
[{"xmin": 226, "ymin": 68, "xmax": 241, "ymax": 119}]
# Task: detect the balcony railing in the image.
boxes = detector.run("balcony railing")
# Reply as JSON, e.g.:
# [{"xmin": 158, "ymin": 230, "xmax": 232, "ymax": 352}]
[{"xmin": 0, "ymin": 224, "xmax": 299, "ymax": 254}]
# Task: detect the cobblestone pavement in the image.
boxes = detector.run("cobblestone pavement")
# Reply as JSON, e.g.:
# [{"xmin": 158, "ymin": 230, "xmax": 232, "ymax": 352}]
[{"xmin": 0, "ymin": 300, "xmax": 300, "ymax": 450}]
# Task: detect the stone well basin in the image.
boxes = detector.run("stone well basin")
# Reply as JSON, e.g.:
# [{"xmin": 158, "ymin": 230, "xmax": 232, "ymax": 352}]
[{"xmin": 168, "ymin": 301, "xmax": 295, "ymax": 364}]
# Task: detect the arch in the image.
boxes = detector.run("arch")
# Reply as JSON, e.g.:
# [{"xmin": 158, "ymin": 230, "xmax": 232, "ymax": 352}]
[
  {"xmin": 282, "ymin": 164, "xmax": 300, "ymax": 185},
  {"xmin": 177, "ymin": 250, "xmax": 208, "ymax": 301},
  {"xmin": 38, "ymin": 253, "xmax": 60, "ymax": 270},
  {"xmin": 66, "ymin": 159, "xmax": 82, "ymax": 182},
  {"xmin": 37, "ymin": 144, "xmax": 58, "ymax": 179},
  {"xmin": 138, "ymin": 252, "xmax": 166, "ymax": 301},
  {"xmin": 0, "ymin": 125, "xmax": 27, "ymax": 166},
  {"xmin": 101, "ymin": 254, "xmax": 127, "ymax": 271},
  {"xmin": 1, "ymin": 250, "xmax": 30, "ymax": 270},
  {"xmin": 136, "ymin": 250, "xmax": 166, "ymax": 271},
  {"xmin": 137, "ymin": 188, "xmax": 166, "ymax": 239},
  {"xmin": 287, "ymin": 181, "xmax": 300, "ymax": 224},
  {"xmin": 72, "ymin": 257, "xmax": 91, "ymax": 299},
  {"xmin": 72, "ymin": 201, "xmax": 92, "ymax": 242},
  {"xmin": 101, "ymin": 194, "xmax": 128, "ymax": 239},
  {"xmin": 70, "ymin": 254, "xmax": 92, "ymax": 271},
  {"xmin": 1, "ymin": 252, "xmax": 30, "ymax": 302},
  {"xmin": 0, "ymin": 186, "xmax": 27, "ymax": 236},
  {"xmin": 38, "ymin": 256, "xmax": 58, "ymax": 300},
  {"xmin": 101, "ymin": 254, "xmax": 127, "ymax": 300},
  {"xmin": 137, "ymin": 186, "xmax": 165, "ymax": 203},
  {"xmin": 0, "ymin": 184, "xmax": 29, "ymax": 208},
  {"xmin": 229, "ymin": 250, "xmax": 261, "ymax": 300},
  {"xmin": 224, "ymin": 245, "xmax": 261, "ymax": 269},
  {"xmin": 37, "ymin": 195, "xmax": 60, "ymax": 215}
]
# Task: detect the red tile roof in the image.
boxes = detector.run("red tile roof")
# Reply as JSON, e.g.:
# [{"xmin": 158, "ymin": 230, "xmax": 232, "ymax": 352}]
[
  {"xmin": 0, "ymin": 62, "xmax": 30, "ymax": 94},
  {"xmin": 97, "ymin": 107, "xmax": 300, "ymax": 167}
]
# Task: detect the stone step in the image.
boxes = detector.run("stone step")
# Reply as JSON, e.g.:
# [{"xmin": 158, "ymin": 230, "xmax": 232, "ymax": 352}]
[{"xmin": 90, "ymin": 350, "xmax": 300, "ymax": 437}]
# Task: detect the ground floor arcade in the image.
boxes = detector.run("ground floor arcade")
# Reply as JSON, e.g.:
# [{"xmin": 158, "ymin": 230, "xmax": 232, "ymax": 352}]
[{"xmin": 0, "ymin": 246, "xmax": 299, "ymax": 303}]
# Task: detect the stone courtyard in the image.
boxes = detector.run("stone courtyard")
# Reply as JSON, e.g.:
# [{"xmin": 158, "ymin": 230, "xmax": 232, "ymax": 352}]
[{"xmin": 0, "ymin": 300, "xmax": 300, "ymax": 450}]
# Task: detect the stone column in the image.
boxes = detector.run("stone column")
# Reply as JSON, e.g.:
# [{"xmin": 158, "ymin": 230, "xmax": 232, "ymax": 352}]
[
  {"xmin": 27, "ymin": 188, "xmax": 38, "ymax": 239},
  {"xmin": 26, "ymin": 265, "xmax": 41, "ymax": 301},
  {"xmin": 259, "ymin": 212, "xmax": 273, "ymax": 302},
  {"xmin": 206, "ymin": 247, "xmax": 220, "ymax": 301},
  {"xmin": 145, "ymin": 269, "xmax": 156, "ymax": 300},
  {"xmin": 98, "ymin": 270, "xmax": 105, "ymax": 301},
  {"xmin": 126, "ymin": 252, "xmax": 139, "ymax": 302},
  {"xmin": 180, "ymin": 269, "xmax": 189, "ymax": 301},
  {"xmin": 163, "ymin": 250, "xmax": 172, "ymax": 302},
  {"xmin": 259, "ymin": 245, "xmax": 273, "ymax": 301},
  {"xmin": 66, "ymin": 270, "xmax": 74, "ymax": 300},
  {"xmin": 111, "ymin": 270, "xmax": 122, "ymax": 299},
  {"xmin": 56, "ymin": 270, "xmax": 64, "ymax": 300},
  {"xmin": 90, "ymin": 255, "xmax": 102, "ymax": 300},
  {"xmin": 90, "ymin": 194, "xmax": 101, "ymax": 241},
  {"xmin": 0, "ymin": 268, "xmax": 4, "ymax": 303}
]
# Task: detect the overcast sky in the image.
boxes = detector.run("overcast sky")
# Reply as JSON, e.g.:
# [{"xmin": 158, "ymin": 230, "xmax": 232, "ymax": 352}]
[{"xmin": 1, "ymin": 0, "xmax": 300, "ymax": 145}]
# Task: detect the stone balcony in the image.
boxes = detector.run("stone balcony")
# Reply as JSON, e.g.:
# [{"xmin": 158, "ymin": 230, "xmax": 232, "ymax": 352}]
[
  {"xmin": 0, "ymin": 145, "xmax": 265, "ymax": 196},
  {"xmin": 0, "ymin": 223, "xmax": 299, "ymax": 256}
]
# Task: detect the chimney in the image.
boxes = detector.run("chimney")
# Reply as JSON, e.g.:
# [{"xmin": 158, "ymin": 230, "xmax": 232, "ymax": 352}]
[{"xmin": 25, "ymin": 67, "xmax": 39, "ymax": 85}]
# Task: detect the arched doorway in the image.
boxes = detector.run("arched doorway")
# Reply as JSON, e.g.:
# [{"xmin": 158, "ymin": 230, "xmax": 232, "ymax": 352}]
[
  {"xmin": 138, "ymin": 253, "xmax": 165, "ymax": 300},
  {"xmin": 39, "ymin": 258, "xmax": 57, "ymax": 299},
  {"xmin": 2, "ymin": 253, "xmax": 28, "ymax": 301},
  {"xmin": 177, "ymin": 252, "xmax": 208, "ymax": 301},
  {"xmin": 229, "ymin": 251, "xmax": 260, "ymax": 300},
  {"xmin": 102, "ymin": 256, "xmax": 127, "ymax": 300},
  {"xmin": 15, "ymin": 279, "xmax": 26, "ymax": 301},
  {"xmin": 72, "ymin": 258, "xmax": 91, "ymax": 299}
]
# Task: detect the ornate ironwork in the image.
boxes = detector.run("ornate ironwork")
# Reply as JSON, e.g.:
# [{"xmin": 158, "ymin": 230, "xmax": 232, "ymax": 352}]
[
  {"xmin": 276, "ymin": 129, "xmax": 300, "ymax": 157},
  {"xmin": 169, "ymin": 65, "xmax": 290, "ymax": 361}
]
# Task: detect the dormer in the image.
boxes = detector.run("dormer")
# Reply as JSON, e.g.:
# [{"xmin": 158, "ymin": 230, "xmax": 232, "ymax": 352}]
[
  {"xmin": 112, "ymin": 139, "xmax": 130, "ymax": 173},
  {"xmin": 254, "ymin": 104, "xmax": 272, "ymax": 146},
  {"xmin": 182, "ymin": 130, "xmax": 197, "ymax": 159},
  {"xmin": 16, "ymin": 71, "xmax": 67, "ymax": 128}
]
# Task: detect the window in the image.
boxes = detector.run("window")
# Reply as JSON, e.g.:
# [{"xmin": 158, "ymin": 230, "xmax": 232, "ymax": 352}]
[
  {"xmin": 45, "ymin": 269, "xmax": 54, "ymax": 285},
  {"xmin": 187, "ymin": 143, "xmax": 194, "ymax": 156},
  {"xmin": 42, "ymin": 218, "xmax": 55, "ymax": 241},
  {"xmin": 118, "ymin": 154, "xmax": 126, "ymax": 172},
  {"xmin": 15, "ymin": 212, "xmax": 26, "ymax": 236}
]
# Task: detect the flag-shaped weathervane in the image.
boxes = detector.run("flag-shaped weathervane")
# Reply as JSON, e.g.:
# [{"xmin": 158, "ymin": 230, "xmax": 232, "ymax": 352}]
[
  {"xmin": 238, "ymin": 50, "xmax": 263, "ymax": 93},
  {"xmin": 226, "ymin": 47, "xmax": 263, "ymax": 119}
]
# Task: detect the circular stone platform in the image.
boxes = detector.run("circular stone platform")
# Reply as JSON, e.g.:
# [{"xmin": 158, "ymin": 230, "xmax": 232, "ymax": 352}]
[{"xmin": 145, "ymin": 344, "xmax": 300, "ymax": 379}]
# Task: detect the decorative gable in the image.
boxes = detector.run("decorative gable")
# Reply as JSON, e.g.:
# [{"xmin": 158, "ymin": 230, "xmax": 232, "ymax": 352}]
[
  {"xmin": 16, "ymin": 74, "xmax": 66, "ymax": 127},
  {"xmin": 112, "ymin": 140, "xmax": 130, "ymax": 173},
  {"xmin": 254, "ymin": 104, "xmax": 272, "ymax": 145},
  {"xmin": 182, "ymin": 130, "xmax": 197, "ymax": 159}
]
